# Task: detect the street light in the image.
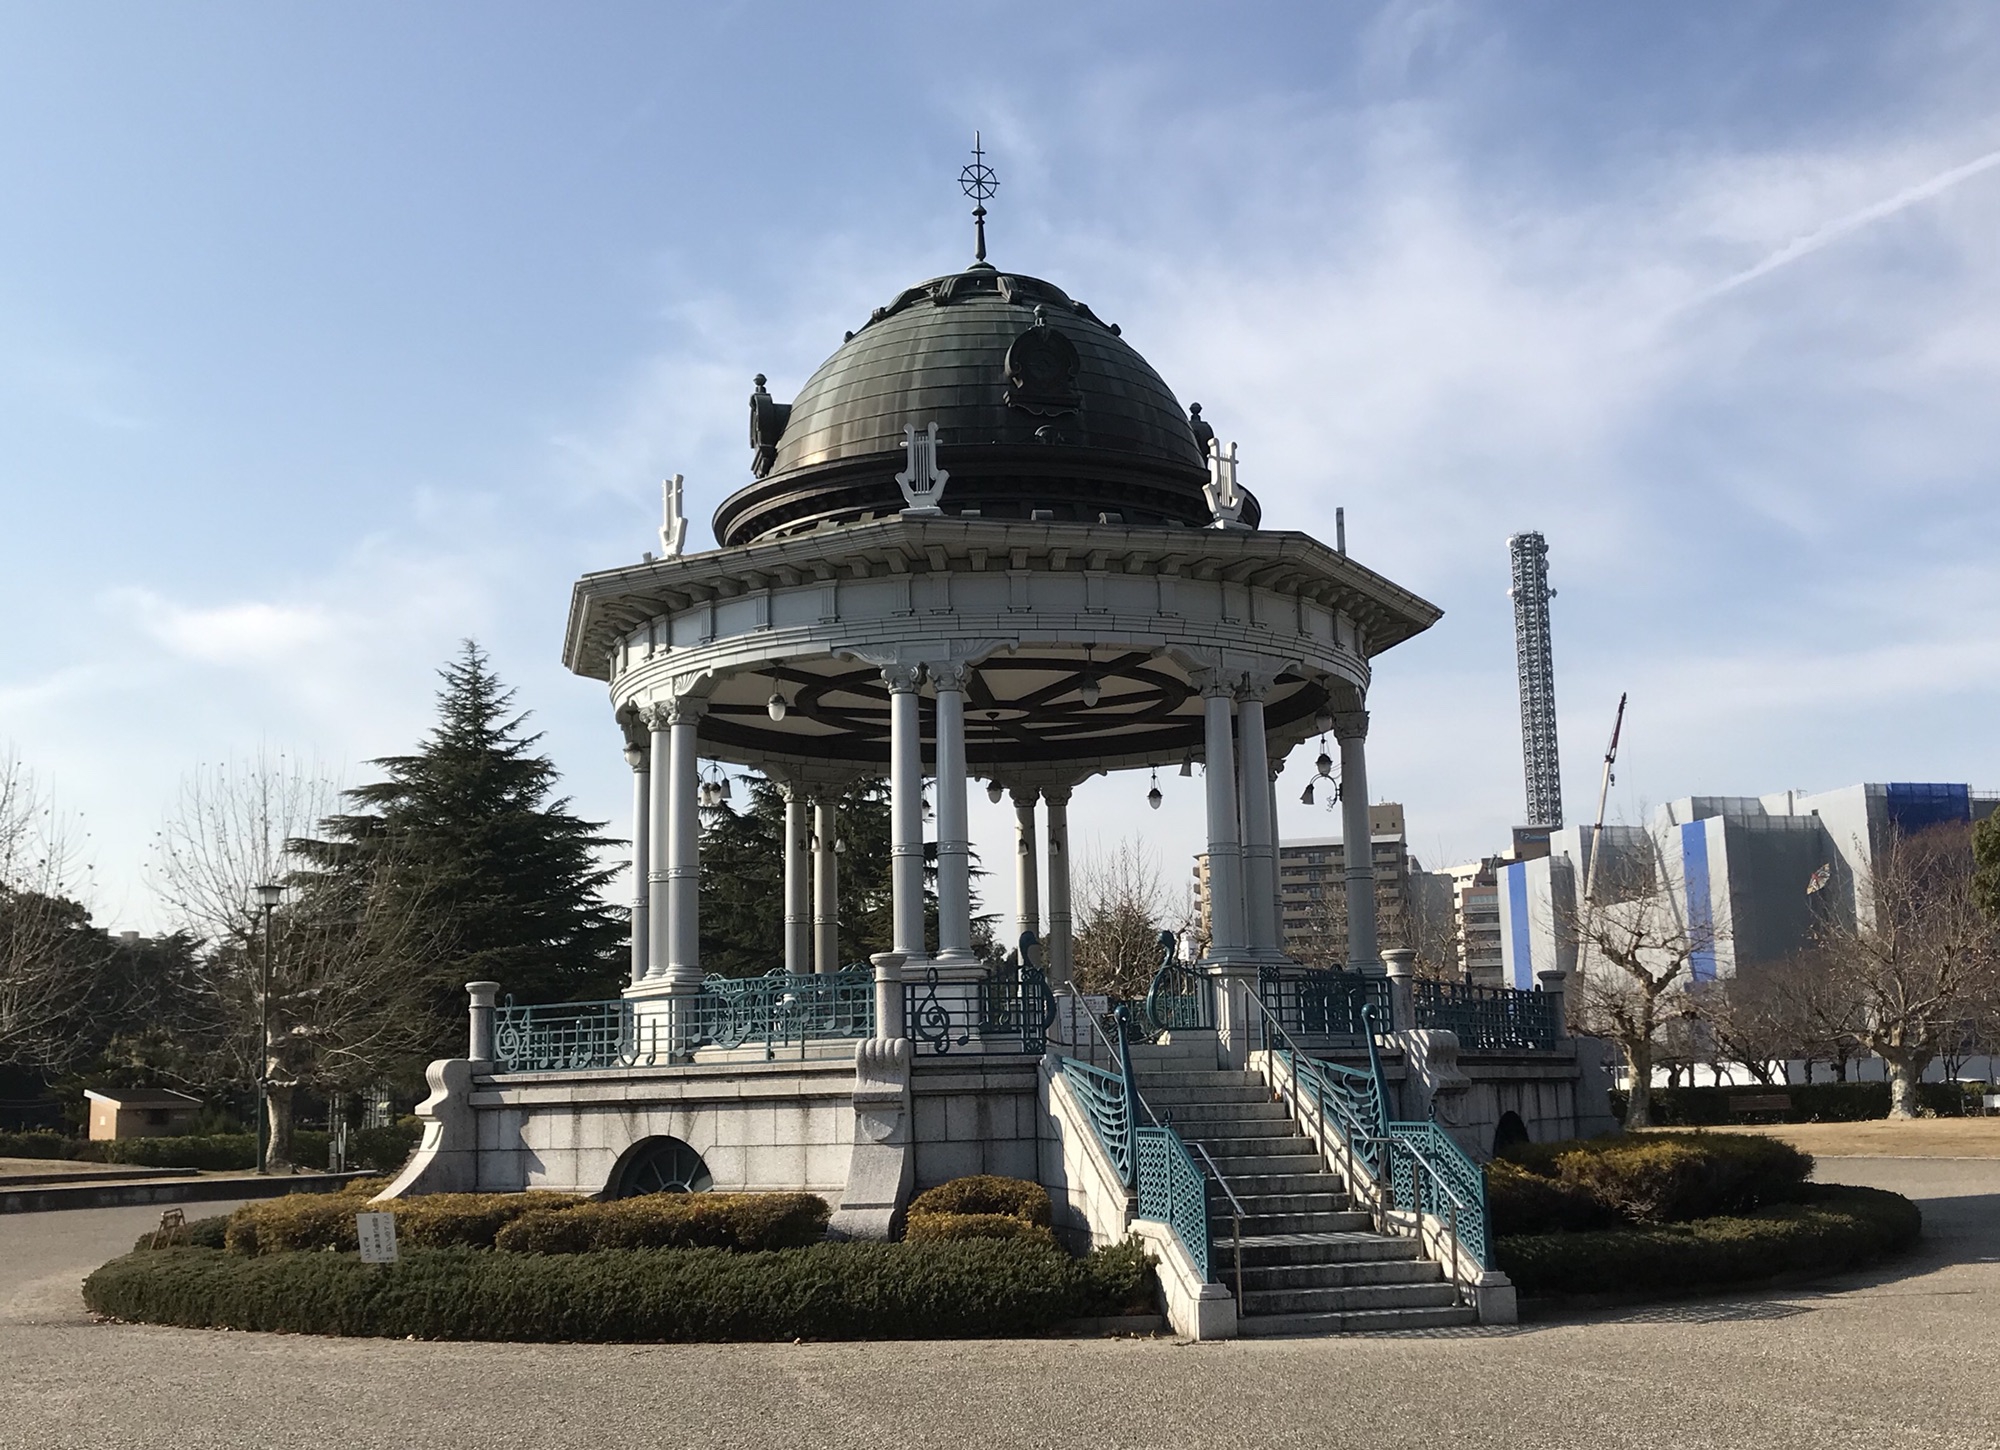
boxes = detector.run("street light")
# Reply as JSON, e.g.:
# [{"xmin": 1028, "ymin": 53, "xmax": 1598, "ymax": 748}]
[{"xmin": 252, "ymin": 882, "xmax": 283, "ymax": 1175}]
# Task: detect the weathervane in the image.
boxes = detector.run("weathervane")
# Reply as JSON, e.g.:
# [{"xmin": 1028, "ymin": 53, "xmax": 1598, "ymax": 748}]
[{"xmin": 959, "ymin": 130, "xmax": 998, "ymax": 264}]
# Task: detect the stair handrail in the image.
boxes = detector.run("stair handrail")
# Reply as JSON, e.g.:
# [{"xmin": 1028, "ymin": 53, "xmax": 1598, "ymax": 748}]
[
  {"xmin": 1184, "ymin": 1137, "xmax": 1246, "ymax": 1313},
  {"xmin": 1246, "ymin": 987, "xmax": 1489, "ymax": 1290}
]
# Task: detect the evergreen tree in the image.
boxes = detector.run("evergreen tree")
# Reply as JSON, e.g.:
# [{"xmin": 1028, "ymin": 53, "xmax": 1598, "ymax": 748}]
[{"xmin": 296, "ymin": 642, "xmax": 625, "ymax": 1051}]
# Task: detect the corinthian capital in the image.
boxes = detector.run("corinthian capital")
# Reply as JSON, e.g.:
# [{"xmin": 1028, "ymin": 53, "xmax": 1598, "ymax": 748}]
[
  {"xmin": 1330, "ymin": 709, "xmax": 1370, "ymax": 742},
  {"xmin": 880, "ymin": 663, "xmax": 924, "ymax": 694}
]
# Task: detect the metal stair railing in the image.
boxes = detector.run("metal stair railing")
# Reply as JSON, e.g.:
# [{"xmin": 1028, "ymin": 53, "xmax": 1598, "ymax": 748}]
[
  {"xmin": 1051, "ymin": 985, "xmax": 1234, "ymax": 1291},
  {"xmin": 1247, "ymin": 988, "xmax": 1490, "ymax": 1290},
  {"xmin": 1184, "ymin": 1138, "xmax": 1246, "ymax": 1312}
]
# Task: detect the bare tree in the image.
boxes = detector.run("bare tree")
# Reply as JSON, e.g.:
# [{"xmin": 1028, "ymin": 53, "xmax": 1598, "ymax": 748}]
[
  {"xmin": 1562, "ymin": 828, "xmax": 1723, "ymax": 1128},
  {"xmin": 151, "ymin": 752, "xmax": 445, "ymax": 1169},
  {"xmin": 1696, "ymin": 964, "xmax": 1813, "ymax": 1086},
  {"xmin": 1814, "ymin": 823, "xmax": 2000, "ymax": 1119},
  {"xmin": 0, "ymin": 751, "xmax": 101, "ymax": 1072},
  {"xmin": 1072, "ymin": 839, "xmax": 1174, "ymax": 1000}
]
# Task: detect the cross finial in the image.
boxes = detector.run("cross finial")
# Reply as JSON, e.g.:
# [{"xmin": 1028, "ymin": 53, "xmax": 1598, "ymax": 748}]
[
  {"xmin": 959, "ymin": 131, "xmax": 999, "ymax": 265},
  {"xmin": 660, "ymin": 473, "xmax": 687, "ymax": 558},
  {"xmin": 1203, "ymin": 439, "xmax": 1249, "ymax": 529}
]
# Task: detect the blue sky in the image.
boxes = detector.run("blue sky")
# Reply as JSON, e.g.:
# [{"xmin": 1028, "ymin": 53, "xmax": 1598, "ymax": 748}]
[{"xmin": 4, "ymin": 2, "xmax": 1998, "ymax": 932}]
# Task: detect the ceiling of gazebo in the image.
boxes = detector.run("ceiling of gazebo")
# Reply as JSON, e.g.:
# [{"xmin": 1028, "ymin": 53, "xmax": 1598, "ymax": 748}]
[{"xmin": 681, "ymin": 643, "xmax": 1335, "ymax": 778}]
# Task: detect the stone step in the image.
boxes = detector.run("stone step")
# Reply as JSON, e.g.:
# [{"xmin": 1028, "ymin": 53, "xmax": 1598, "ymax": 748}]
[
  {"xmin": 1235, "ymin": 1231, "xmax": 1425, "ymax": 1267},
  {"xmin": 1223, "ymin": 1172, "xmax": 1348, "ymax": 1198},
  {"xmin": 1213, "ymin": 1190, "xmax": 1351, "ymax": 1217},
  {"xmin": 1185, "ymin": 1133, "xmax": 1318, "ymax": 1161},
  {"xmin": 1236, "ymin": 1303, "xmax": 1479, "ymax": 1337},
  {"xmin": 1129, "ymin": 1070, "xmax": 1262, "ymax": 1091},
  {"xmin": 1238, "ymin": 1281, "xmax": 1463, "ymax": 1317},
  {"xmin": 1239, "ymin": 1258, "xmax": 1443, "ymax": 1292},
  {"xmin": 1139, "ymin": 1086, "xmax": 1274, "ymax": 1109},
  {"xmin": 1149, "ymin": 1100, "xmax": 1292, "ymax": 1126},
  {"xmin": 1186, "ymin": 1152, "xmax": 1325, "ymax": 1178},
  {"xmin": 1225, "ymin": 1209, "xmax": 1374, "ymax": 1237}
]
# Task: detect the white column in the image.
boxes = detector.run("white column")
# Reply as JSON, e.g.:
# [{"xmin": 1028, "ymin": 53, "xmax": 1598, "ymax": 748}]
[
  {"xmin": 1236, "ymin": 691, "xmax": 1278, "ymax": 957},
  {"xmin": 1335, "ymin": 710, "xmax": 1382, "ymax": 973},
  {"xmin": 812, "ymin": 795, "xmax": 839, "ymax": 973},
  {"xmin": 886, "ymin": 665, "xmax": 927, "ymax": 964},
  {"xmin": 1044, "ymin": 785, "xmax": 1074, "ymax": 988},
  {"xmin": 782, "ymin": 782, "xmax": 810, "ymax": 976},
  {"xmin": 1201, "ymin": 684, "xmax": 1246, "ymax": 959},
  {"xmin": 1268, "ymin": 760, "xmax": 1287, "ymax": 958},
  {"xmin": 932, "ymin": 667, "xmax": 975, "ymax": 967},
  {"xmin": 625, "ymin": 742, "xmax": 650, "ymax": 986},
  {"xmin": 645, "ymin": 707, "xmax": 674, "ymax": 983},
  {"xmin": 665, "ymin": 698, "xmax": 706, "ymax": 989},
  {"xmin": 1011, "ymin": 787, "xmax": 1041, "ymax": 953}
]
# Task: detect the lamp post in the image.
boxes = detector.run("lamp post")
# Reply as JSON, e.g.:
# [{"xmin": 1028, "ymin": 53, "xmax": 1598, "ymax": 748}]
[{"xmin": 252, "ymin": 882, "xmax": 283, "ymax": 1175}]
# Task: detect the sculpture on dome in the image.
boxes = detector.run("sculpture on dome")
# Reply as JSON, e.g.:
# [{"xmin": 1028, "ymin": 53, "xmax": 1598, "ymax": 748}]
[
  {"xmin": 893, "ymin": 422, "xmax": 949, "ymax": 514},
  {"xmin": 1203, "ymin": 437, "xmax": 1250, "ymax": 529}
]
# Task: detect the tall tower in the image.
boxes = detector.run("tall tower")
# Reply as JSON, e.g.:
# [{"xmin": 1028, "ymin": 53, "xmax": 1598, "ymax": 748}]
[{"xmin": 1508, "ymin": 531, "xmax": 1563, "ymax": 828}]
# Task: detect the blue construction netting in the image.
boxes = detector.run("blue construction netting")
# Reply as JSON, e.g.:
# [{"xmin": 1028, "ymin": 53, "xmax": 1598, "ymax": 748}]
[{"xmin": 1883, "ymin": 782, "xmax": 1970, "ymax": 834}]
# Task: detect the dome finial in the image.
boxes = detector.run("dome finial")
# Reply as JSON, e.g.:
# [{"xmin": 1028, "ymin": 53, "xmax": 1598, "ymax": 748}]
[{"xmin": 959, "ymin": 130, "xmax": 999, "ymax": 265}]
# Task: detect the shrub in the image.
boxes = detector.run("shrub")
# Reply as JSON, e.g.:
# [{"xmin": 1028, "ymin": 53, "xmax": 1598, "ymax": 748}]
[
  {"xmin": 83, "ymin": 1237, "xmax": 1154, "ymax": 1341},
  {"xmin": 495, "ymin": 1193, "xmax": 829, "ymax": 1255},
  {"xmin": 130, "ymin": 1214, "xmax": 232, "ymax": 1253},
  {"xmin": 1495, "ymin": 1183, "xmax": 1920, "ymax": 1297},
  {"xmin": 1607, "ymin": 1081, "xmax": 1979, "ymax": 1125},
  {"xmin": 0, "ymin": 1130, "xmax": 83, "ymax": 1161},
  {"xmin": 904, "ymin": 1210, "xmax": 1057, "ymax": 1249},
  {"xmin": 1486, "ymin": 1160, "xmax": 1617, "ymax": 1236},
  {"xmin": 351, "ymin": 1121, "xmax": 422, "ymax": 1173},
  {"xmin": 1492, "ymin": 1131, "xmax": 1811, "ymax": 1227},
  {"xmin": 99, "ymin": 1135, "xmax": 256, "ymax": 1171},
  {"xmin": 226, "ymin": 1190, "xmax": 586, "ymax": 1256},
  {"xmin": 907, "ymin": 1175, "xmax": 1053, "ymax": 1227}
]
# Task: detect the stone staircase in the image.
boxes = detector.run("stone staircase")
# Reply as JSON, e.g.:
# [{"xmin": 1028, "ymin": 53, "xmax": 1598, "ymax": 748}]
[{"xmin": 1130, "ymin": 1047, "xmax": 1478, "ymax": 1336}]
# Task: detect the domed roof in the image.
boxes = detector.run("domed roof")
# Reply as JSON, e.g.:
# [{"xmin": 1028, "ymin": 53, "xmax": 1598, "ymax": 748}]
[{"xmin": 713, "ymin": 264, "xmax": 1258, "ymax": 546}]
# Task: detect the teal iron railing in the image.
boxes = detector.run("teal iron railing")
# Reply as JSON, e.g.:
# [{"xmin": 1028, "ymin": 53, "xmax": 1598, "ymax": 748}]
[
  {"xmin": 1058, "ymin": 1056, "xmax": 1134, "ymax": 1184},
  {"xmin": 1386, "ymin": 1121, "xmax": 1491, "ymax": 1266},
  {"xmin": 906, "ymin": 937, "xmax": 1056, "ymax": 1057},
  {"xmin": 1250, "ymin": 994, "xmax": 1491, "ymax": 1276},
  {"xmin": 695, "ymin": 966, "xmax": 875, "ymax": 1056},
  {"xmin": 1136, "ymin": 1124, "xmax": 1212, "ymax": 1282},
  {"xmin": 1256, "ymin": 965, "xmax": 1393, "ymax": 1040},
  {"xmin": 493, "ymin": 998, "xmax": 665, "ymax": 1072},
  {"xmin": 1411, "ymin": 979, "xmax": 1560, "ymax": 1051},
  {"xmin": 1141, "ymin": 930, "xmax": 1213, "ymax": 1035}
]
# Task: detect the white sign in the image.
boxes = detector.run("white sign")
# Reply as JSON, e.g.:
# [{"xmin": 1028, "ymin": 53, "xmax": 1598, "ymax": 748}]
[{"xmin": 355, "ymin": 1211, "xmax": 399, "ymax": 1264}]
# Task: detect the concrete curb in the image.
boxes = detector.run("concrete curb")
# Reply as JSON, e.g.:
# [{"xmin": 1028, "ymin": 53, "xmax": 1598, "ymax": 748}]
[
  {"xmin": 0, "ymin": 1166, "xmax": 191, "ymax": 1189},
  {"xmin": 2, "ymin": 1172, "xmax": 367, "ymax": 1215}
]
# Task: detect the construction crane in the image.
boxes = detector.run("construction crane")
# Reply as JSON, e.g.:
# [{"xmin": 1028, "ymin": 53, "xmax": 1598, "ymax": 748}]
[
  {"xmin": 1507, "ymin": 532, "xmax": 1563, "ymax": 828},
  {"xmin": 1582, "ymin": 692, "xmax": 1627, "ymax": 904}
]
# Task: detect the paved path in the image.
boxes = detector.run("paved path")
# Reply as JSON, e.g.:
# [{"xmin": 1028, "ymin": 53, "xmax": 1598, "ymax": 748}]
[{"xmin": 0, "ymin": 1162, "xmax": 1991, "ymax": 1450}]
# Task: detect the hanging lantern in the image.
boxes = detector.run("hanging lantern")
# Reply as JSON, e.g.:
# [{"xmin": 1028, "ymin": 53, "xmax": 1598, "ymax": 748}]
[
  {"xmin": 987, "ymin": 780, "xmax": 1004, "ymax": 804},
  {"xmin": 1147, "ymin": 767, "xmax": 1162, "ymax": 811},
  {"xmin": 767, "ymin": 692, "xmax": 789, "ymax": 722},
  {"xmin": 1079, "ymin": 676, "xmax": 1101, "ymax": 708},
  {"xmin": 1316, "ymin": 749, "xmax": 1333, "ymax": 778}
]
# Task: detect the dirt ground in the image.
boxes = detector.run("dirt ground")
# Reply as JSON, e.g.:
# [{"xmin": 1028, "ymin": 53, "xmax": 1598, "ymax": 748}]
[{"xmin": 1695, "ymin": 1117, "xmax": 2000, "ymax": 1158}]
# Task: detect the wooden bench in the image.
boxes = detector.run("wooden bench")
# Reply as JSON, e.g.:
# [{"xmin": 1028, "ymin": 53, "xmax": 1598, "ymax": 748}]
[{"xmin": 1729, "ymin": 1093, "xmax": 1793, "ymax": 1120}]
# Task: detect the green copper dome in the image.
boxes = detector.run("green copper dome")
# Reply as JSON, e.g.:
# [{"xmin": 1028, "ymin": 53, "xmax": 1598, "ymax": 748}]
[{"xmin": 713, "ymin": 265, "xmax": 1257, "ymax": 546}]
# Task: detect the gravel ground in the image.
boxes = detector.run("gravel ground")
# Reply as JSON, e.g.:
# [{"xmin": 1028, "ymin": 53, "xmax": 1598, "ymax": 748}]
[{"xmin": 0, "ymin": 1161, "xmax": 1991, "ymax": 1450}]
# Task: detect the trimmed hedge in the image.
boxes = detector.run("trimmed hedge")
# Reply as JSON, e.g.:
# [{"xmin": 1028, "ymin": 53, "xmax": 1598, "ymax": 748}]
[
  {"xmin": 83, "ymin": 1237, "xmax": 1158, "ymax": 1341},
  {"xmin": 494, "ymin": 1193, "xmax": 830, "ymax": 1255},
  {"xmin": 1490, "ymin": 1131, "xmax": 1811, "ymax": 1234},
  {"xmin": 0, "ymin": 1121, "xmax": 419, "ymax": 1173},
  {"xmin": 130, "ymin": 1214, "xmax": 232, "ymax": 1254},
  {"xmin": 907, "ymin": 1175, "xmax": 1053, "ymax": 1227},
  {"xmin": 905, "ymin": 1211, "xmax": 1058, "ymax": 1249},
  {"xmin": 1496, "ymin": 1183, "xmax": 1921, "ymax": 1297},
  {"xmin": 225, "ymin": 1190, "xmax": 587, "ymax": 1256},
  {"xmin": 1609, "ymin": 1080, "xmax": 1982, "ymax": 1125}
]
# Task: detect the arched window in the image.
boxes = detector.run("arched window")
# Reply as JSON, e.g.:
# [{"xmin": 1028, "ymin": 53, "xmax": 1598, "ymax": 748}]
[{"xmin": 609, "ymin": 1136, "xmax": 714, "ymax": 1198}]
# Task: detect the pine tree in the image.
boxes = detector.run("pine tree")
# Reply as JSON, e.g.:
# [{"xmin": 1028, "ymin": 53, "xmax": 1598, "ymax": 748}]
[{"xmin": 296, "ymin": 642, "xmax": 625, "ymax": 1053}]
